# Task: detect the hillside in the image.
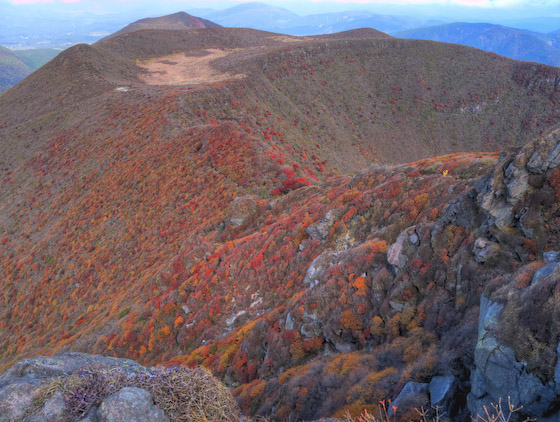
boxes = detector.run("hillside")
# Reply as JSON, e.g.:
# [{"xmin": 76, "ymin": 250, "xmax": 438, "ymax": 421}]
[
  {"xmin": 16, "ymin": 48, "xmax": 61, "ymax": 70},
  {"xmin": 0, "ymin": 47, "xmax": 61, "ymax": 93},
  {"xmin": 102, "ymin": 12, "xmax": 221, "ymax": 41},
  {"xmin": 0, "ymin": 46, "xmax": 33, "ymax": 93},
  {"xmin": 1, "ymin": 24, "xmax": 560, "ymax": 421},
  {"xmin": 397, "ymin": 23, "xmax": 560, "ymax": 67}
]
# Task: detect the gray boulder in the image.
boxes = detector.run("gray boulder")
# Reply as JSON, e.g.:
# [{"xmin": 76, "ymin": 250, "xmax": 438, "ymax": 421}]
[
  {"xmin": 531, "ymin": 261, "xmax": 560, "ymax": 285},
  {"xmin": 544, "ymin": 251, "xmax": 560, "ymax": 263},
  {"xmin": 97, "ymin": 387, "xmax": 169, "ymax": 422},
  {"xmin": 0, "ymin": 380, "xmax": 42, "ymax": 422},
  {"xmin": 306, "ymin": 209, "xmax": 339, "ymax": 240},
  {"xmin": 26, "ymin": 392, "xmax": 66, "ymax": 422},
  {"xmin": 0, "ymin": 353, "xmax": 142, "ymax": 386},
  {"xmin": 389, "ymin": 381, "xmax": 429, "ymax": 417},
  {"xmin": 429, "ymin": 375, "xmax": 456, "ymax": 408},
  {"xmin": 472, "ymin": 238, "xmax": 500, "ymax": 264}
]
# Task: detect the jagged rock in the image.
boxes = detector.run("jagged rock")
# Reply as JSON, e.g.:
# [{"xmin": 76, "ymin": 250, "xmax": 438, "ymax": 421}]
[
  {"xmin": 429, "ymin": 375, "xmax": 456, "ymax": 408},
  {"xmin": 504, "ymin": 160, "xmax": 529, "ymax": 206},
  {"xmin": 306, "ymin": 209, "xmax": 339, "ymax": 240},
  {"xmin": 472, "ymin": 238, "xmax": 500, "ymax": 264},
  {"xmin": 228, "ymin": 195, "xmax": 257, "ymax": 227},
  {"xmin": 468, "ymin": 296, "xmax": 558, "ymax": 418},
  {"xmin": 388, "ymin": 300, "xmax": 404, "ymax": 312},
  {"xmin": 303, "ymin": 251, "xmax": 340, "ymax": 289},
  {"xmin": 97, "ymin": 387, "xmax": 169, "ymax": 422},
  {"xmin": 389, "ymin": 382, "xmax": 429, "ymax": 417},
  {"xmin": 527, "ymin": 131, "xmax": 560, "ymax": 174},
  {"xmin": 387, "ymin": 226, "xmax": 419, "ymax": 270},
  {"xmin": 300, "ymin": 310, "xmax": 321, "ymax": 339},
  {"xmin": 285, "ymin": 312, "xmax": 294, "ymax": 330},
  {"xmin": 544, "ymin": 251, "xmax": 560, "ymax": 263},
  {"xmin": 531, "ymin": 261, "xmax": 560, "ymax": 285}
]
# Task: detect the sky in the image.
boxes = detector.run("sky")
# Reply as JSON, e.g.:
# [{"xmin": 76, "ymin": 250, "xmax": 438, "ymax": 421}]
[
  {"xmin": 1, "ymin": 0, "xmax": 559, "ymax": 50},
  {"xmin": 2, "ymin": 0, "xmax": 560, "ymax": 16}
]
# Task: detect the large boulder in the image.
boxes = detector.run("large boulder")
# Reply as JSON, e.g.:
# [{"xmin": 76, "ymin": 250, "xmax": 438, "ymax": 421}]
[
  {"xmin": 429, "ymin": 375, "xmax": 456, "ymax": 409},
  {"xmin": 97, "ymin": 387, "xmax": 169, "ymax": 422},
  {"xmin": 389, "ymin": 381, "xmax": 429, "ymax": 418}
]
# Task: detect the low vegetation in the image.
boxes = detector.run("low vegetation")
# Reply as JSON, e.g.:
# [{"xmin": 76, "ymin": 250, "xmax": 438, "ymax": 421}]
[
  {"xmin": 28, "ymin": 365, "xmax": 240, "ymax": 421},
  {"xmin": 1, "ymin": 25, "xmax": 559, "ymax": 421}
]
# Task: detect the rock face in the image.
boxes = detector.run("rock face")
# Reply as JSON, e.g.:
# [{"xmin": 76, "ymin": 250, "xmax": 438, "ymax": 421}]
[{"xmin": 468, "ymin": 295, "xmax": 559, "ymax": 419}]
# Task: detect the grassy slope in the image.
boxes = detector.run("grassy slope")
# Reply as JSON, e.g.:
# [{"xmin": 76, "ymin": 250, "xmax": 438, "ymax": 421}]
[
  {"xmin": 0, "ymin": 46, "xmax": 33, "ymax": 93},
  {"xmin": 17, "ymin": 48, "xmax": 61, "ymax": 69},
  {"xmin": 0, "ymin": 27, "xmax": 560, "ymax": 420}
]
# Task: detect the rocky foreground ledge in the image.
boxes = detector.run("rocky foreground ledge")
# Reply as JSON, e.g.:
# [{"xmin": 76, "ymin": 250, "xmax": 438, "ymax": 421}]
[{"xmin": 0, "ymin": 352, "xmax": 241, "ymax": 422}]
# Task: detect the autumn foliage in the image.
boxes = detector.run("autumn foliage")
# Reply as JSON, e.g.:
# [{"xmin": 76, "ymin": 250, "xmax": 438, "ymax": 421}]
[{"xmin": 1, "ymin": 26, "xmax": 560, "ymax": 421}]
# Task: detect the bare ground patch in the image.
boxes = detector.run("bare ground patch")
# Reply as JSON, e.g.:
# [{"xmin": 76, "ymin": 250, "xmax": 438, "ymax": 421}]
[{"xmin": 138, "ymin": 49, "xmax": 245, "ymax": 86}]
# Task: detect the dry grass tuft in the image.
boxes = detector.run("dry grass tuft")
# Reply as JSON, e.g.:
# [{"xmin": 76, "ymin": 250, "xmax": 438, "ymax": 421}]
[{"xmin": 26, "ymin": 365, "xmax": 241, "ymax": 422}]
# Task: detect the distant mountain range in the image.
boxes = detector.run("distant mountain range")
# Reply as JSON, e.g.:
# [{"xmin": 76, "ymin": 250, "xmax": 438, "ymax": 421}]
[
  {"xmin": 188, "ymin": 3, "xmax": 559, "ymax": 65},
  {"xmin": 188, "ymin": 2, "xmax": 441, "ymax": 35},
  {"xmin": 397, "ymin": 22, "xmax": 560, "ymax": 67},
  {"xmin": 1, "ymin": 4, "xmax": 558, "ymax": 94},
  {"xmin": 0, "ymin": 47, "xmax": 60, "ymax": 93}
]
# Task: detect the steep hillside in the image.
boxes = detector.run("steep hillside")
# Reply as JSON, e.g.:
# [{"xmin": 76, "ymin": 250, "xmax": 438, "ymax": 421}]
[
  {"xmin": 0, "ymin": 46, "xmax": 33, "ymax": 93},
  {"xmin": 16, "ymin": 48, "xmax": 61, "ymax": 70},
  {"xmin": 397, "ymin": 23, "xmax": 560, "ymax": 66},
  {"xmin": 0, "ymin": 47, "xmax": 62, "ymax": 94},
  {"xmin": 1, "ymin": 25, "xmax": 560, "ymax": 421},
  {"xmin": 102, "ymin": 12, "xmax": 221, "ymax": 41}
]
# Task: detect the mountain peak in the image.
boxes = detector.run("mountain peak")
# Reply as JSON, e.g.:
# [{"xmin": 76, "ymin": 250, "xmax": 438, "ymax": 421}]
[{"xmin": 101, "ymin": 11, "xmax": 220, "ymax": 41}]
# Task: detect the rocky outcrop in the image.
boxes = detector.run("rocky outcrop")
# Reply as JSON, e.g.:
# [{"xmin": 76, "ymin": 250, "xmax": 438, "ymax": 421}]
[
  {"xmin": 480, "ymin": 130, "xmax": 560, "ymax": 230},
  {"xmin": 468, "ymin": 296, "xmax": 559, "ymax": 419},
  {"xmin": 0, "ymin": 353, "xmax": 143, "ymax": 422},
  {"xmin": 228, "ymin": 195, "xmax": 257, "ymax": 227},
  {"xmin": 0, "ymin": 353, "xmax": 240, "ymax": 422},
  {"xmin": 306, "ymin": 209, "xmax": 340, "ymax": 240}
]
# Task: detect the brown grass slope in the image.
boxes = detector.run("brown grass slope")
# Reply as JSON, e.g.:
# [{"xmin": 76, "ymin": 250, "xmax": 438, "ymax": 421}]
[
  {"xmin": 0, "ymin": 27, "xmax": 560, "ymax": 420},
  {"xmin": 101, "ymin": 11, "xmax": 221, "ymax": 41}
]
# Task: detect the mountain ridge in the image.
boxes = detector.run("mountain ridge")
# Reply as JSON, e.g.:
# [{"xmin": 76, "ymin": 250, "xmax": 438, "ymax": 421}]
[
  {"xmin": 397, "ymin": 22, "xmax": 560, "ymax": 66},
  {"xmin": 1, "ymin": 21, "xmax": 560, "ymax": 421}
]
